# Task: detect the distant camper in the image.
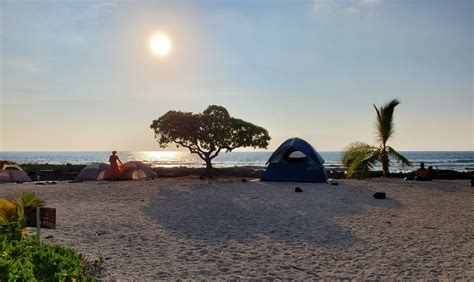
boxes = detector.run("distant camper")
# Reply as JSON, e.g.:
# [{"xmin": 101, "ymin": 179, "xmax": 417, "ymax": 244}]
[
  {"xmin": 109, "ymin": 151, "xmax": 123, "ymax": 180},
  {"xmin": 415, "ymin": 162, "xmax": 431, "ymax": 181}
]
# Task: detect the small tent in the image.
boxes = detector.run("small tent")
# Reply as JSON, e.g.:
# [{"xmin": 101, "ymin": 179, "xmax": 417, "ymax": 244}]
[
  {"xmin": 0, "ymin": 160, "xmax": 32, "ymax": 183},
  {"xmin": 261, "ymin": 137, "xmax": 328, "ymax": 183},
  {"xmin": 75, "ymin": 163, "xmax": 111, "ymax": 181},
  {"xmin": 120, "ymin": 161, "xmax": 157, "ymax": 180}
]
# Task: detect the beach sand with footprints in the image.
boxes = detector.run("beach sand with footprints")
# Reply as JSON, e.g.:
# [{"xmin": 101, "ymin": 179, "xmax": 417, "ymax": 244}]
[{"xmin": 1, "ymin": 178, "xmax": 472, "ymax": 279}]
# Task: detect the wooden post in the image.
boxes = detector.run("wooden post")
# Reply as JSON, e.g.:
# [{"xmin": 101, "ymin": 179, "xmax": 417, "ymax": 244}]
[{"xmin": 36, "ymin": 206, "xmax": 41, "ymax": 242}]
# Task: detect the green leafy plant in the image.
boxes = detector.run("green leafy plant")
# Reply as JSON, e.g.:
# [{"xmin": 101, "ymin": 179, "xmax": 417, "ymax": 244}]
[
  {"xmin": 0, "ymin": 222, "xmax": 22, "ymax": 241},
  {"xmin": 0, "ymin": 235, "xmax": 95, "ymax": 281},
  {"xmin": 341, "ymin": 99, "xmax": 411, "ymax": 178},
  {"xmin": 0, "ymin": 193, "xmax": 101, "ymax": 280},
  {"xmin": 151, "ymin": 105, "xmax": 270, "ymax": 177}
]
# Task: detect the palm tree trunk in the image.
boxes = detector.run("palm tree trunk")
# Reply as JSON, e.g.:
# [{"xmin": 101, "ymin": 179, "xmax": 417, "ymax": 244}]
[{"xmin": 381, "ymin": 149, "xmax": 390, "ymax": 177}]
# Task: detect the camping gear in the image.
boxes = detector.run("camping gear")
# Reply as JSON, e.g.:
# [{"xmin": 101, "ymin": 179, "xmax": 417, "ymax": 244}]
[
  {"xmin": 0, "ymin": 160, "xmax": 32, "ymax": 183},
  {"xmin": 373, "ymin": 192, "xmax": 386, "ymax": 199},
  {"xmin": 75, "ymin": 163, "xmax": 111, "ymax": 181},
  {"xmin": 120, "ymin": 161, "xmax": 157, "ymax": 180},
  {"xmin": 261, "ymin": 137, "xmax": 328, "ymax": 183}
]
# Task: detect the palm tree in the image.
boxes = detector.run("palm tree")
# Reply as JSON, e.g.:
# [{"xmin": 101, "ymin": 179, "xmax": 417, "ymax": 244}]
[
  {"xmin": 342, "ymin": 99, "xmax": 411, "ymax": 178},
  {"xmin": 0, "ymin": 192, "xmax": 45, "ymax": 236}
]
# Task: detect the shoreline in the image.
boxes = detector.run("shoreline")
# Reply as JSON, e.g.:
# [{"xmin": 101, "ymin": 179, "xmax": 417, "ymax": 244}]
[{"xmin": 17, "ymin": 163, "xmax": 474, "ymax": 181}]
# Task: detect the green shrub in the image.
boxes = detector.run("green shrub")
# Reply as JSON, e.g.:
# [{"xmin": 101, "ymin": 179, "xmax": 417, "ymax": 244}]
[
  {"xmin": 0, "ymin": 222, "xmax": 22, "ymax": 241},
  {"xmin": 0, "ymin": 236, "xmax": 95, "ymax": 281}
]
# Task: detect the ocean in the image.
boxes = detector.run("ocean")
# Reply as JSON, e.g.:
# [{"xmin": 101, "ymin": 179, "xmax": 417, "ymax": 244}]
[{"xmin": 0, "ymin": 151, "xmax": 473, "ymax": 172}]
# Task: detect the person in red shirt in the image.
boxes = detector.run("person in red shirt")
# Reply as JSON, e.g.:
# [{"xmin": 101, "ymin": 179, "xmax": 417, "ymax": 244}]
[
  {"xmin": 415, "ymin": 162, "xmax": 430, "ymax": 181},
  {"xmin": 109, "ymin": 151, "xmax": 123, "ymax": 180}
]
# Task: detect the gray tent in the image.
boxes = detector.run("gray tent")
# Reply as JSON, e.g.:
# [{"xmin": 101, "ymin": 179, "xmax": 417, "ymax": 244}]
[{"xmin": 75, "ymin": 163, "xmax": 111, "ymax": 181}]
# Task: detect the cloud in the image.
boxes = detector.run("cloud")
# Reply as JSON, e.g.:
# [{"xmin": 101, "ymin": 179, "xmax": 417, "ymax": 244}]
[
  {"xmin": 312, "ymin": 0, "xmax": 381, "ymax": 15},
  {"xmin": 1, "ymin": 58, "xmax": 41, "ymax": 73},
  {"xmin": 89, "ymin": 1, "xmax": 118, "ymax": 10},
  {"xmin": 347, "ymin": 0, "xmax": 381, "ymax": 14},
  {"xmin": 360, "ymin": 0, "xmax": 381, "ymax": 7},
  {"xmin": 70, "ymin": 1, "xmax": 119, "ymax": 25},
  {"xmin": 313, "ymin": 0, "xmax": 332, "ymax": 12},
  {"xmin": 345, "ymin": 6, "xmax": 359, "ymax": 15}
]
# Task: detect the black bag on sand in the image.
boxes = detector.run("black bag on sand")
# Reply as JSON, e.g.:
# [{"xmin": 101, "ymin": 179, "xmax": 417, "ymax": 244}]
[{"xmin": 373, "ymin": 192, "xmax": 386, "ymax": 199}]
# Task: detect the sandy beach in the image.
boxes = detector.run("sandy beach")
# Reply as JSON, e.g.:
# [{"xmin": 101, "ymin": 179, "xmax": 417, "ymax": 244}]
[{"xmin": 1, "ymin": 178, "xmax": 472, "ymax": 279}]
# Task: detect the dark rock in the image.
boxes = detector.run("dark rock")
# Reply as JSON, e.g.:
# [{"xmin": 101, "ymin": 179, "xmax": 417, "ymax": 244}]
[
  {"xmin": 373, "ymin": 192, "xmax": 386, "ymax": 199},
  {"xmin": 18, "ymin": 163, "xmax": 474, "ymax": 180},
  {"xmin": 241, "ymin": 178, "xmax": 248, "ymax": 182},
  {"xmin": 295, "ymin": 187, "xmax": 303, "ymax": 193},
  {"xmin": 45, "ymin": 235, "xmax": 54, "ymax": 239},
  {"xmin": 330, "ymin": 181, "xmax": 339, "ymax": 186},
  {"xmin": 95, "ymin": 230, "xmax": 107, "ymax": 236}
]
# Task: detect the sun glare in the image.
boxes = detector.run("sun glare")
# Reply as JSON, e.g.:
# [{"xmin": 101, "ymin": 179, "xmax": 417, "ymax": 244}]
[{"xmin": 149, "ymin": 34, "xmax": 172, "ymax": 56}]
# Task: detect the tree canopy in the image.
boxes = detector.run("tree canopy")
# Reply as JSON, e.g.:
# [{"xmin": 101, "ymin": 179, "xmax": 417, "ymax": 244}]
[{"xmin": 150, "ymin": 105, "xmax": 270, "ymax": 176}]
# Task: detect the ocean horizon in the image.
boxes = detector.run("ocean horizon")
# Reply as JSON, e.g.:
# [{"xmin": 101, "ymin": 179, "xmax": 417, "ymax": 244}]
[{"xmin": 1, "ymin": 151, "xmax": 472, "ymax": 172}]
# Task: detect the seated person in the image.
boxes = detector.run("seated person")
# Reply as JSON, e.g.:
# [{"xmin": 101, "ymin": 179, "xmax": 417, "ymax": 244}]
[{"xmin": 415, "ymin": 162, "xmax": 430, "ymax": 181}]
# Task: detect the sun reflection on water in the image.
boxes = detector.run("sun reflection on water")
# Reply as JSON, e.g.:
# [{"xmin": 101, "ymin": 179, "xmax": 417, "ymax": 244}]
[{"xmin": 130, "ymin": 151, "xmax": 198, "ymax": 167}]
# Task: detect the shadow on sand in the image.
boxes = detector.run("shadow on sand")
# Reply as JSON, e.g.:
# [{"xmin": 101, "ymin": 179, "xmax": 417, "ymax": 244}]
[{"xmin": 144, "ymin": 181, "xmax": 399, "ymax": 247}]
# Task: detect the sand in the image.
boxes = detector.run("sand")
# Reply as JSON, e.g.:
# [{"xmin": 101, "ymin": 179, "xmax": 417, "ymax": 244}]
[{"xmin": 1, "ymin": 178, "xmax": 472, "ymax": 279}]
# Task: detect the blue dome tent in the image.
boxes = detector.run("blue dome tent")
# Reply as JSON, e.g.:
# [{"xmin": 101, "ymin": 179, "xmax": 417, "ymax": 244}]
[{"xmin": 261, "ymin": 137, "xmax": 328, "ymax": 183}]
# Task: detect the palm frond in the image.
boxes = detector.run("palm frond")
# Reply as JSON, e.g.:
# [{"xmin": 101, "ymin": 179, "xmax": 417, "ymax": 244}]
[
  {"xmin": 0, "ymin": 199, "xmax": 19, "ymax": 224},
  {"xmin": 373, "ymin": 99, "xmax": 400, "ymax": 145},
  {"xmin": 342, "ymin": 142, "xmax": 379, "ymax": 178},
  {"xmin": 387, "ymin": 146, "xmax": 411, "ymax": 166},
  {"xmin": 14, "ymin": 193, "xmax": 44, "ymax": 224},
  {"xmin": 16, "ymin": 192, "xmax": 45, "ymax": 209}
]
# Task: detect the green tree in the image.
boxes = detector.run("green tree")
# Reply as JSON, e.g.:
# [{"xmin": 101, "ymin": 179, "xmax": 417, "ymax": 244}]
[
  {"xmin": 150, "ymin": 105, "xmax": 270, "ymax": 177},
  {"xmin": 341, "ymin": 99, "xmax": 411, "ymax": 178}
]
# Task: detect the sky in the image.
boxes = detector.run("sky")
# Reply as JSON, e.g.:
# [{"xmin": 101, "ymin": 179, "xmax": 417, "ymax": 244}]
[{"xmin": 0, "ymin": 0, "xmax": 472, "ymax": 151}]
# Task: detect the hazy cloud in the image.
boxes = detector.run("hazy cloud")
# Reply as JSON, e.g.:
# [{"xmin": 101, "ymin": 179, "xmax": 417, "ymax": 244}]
[
  {"xmin": 312, "ymin": 0, "xmax": 381, "ymax": 15},
  {"xmin": 346, "ymin": 0, "xmax": 381, "ymax": 14},
  {"xmin": 88, "ymin": 1, "xmax": 118, "ymax": 10},
  {"xmin": 1, "ymin": 58, "xmax": 41, "ymax": 73},
  {"xmin": 360, "ymin": 0, "xmax": 381, "ymax": 7},
  {"xmin": 313, "ymin": 0, "xmax": 332, "ymax": 12},
  {"xmin": 71, "ymin": 1, "xmax": 119, "ymax": 25}
]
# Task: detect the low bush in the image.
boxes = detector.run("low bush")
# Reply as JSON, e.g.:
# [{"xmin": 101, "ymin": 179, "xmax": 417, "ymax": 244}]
[
  {"xmin": 0, "ymin": 222, "xmax": 22, "ymax": 241},
  {"xmin": 1, "ymin": 193, "xmax": 101, "ymax": 280},
  {"xmin": 0, "ymin": 233, "xmax": 96, "ymax": 281}
]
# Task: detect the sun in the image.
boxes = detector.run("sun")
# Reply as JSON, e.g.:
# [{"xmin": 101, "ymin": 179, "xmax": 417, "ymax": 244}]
[{"xmin": 149, "ymin": 34, "xmax": 172, "ymax": 56}]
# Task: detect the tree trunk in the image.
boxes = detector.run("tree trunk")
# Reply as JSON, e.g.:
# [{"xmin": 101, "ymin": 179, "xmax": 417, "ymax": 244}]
[
  {"xmin": 381, "ymin": 149, "xmax": 390, "ymax": 177},
  {"xmin": 204, "ymin": 158, "xmax": 213, "ymax": 178}
]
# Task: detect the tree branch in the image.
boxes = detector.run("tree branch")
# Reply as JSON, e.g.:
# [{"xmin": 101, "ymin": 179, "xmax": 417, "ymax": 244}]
[
  {"xmin": 210, "ymin": 147, "xmax": 222, "ymax": 159},
  {"xmin": 173, "ymin": 140, "xmax": 207, "ymax": 161}
]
